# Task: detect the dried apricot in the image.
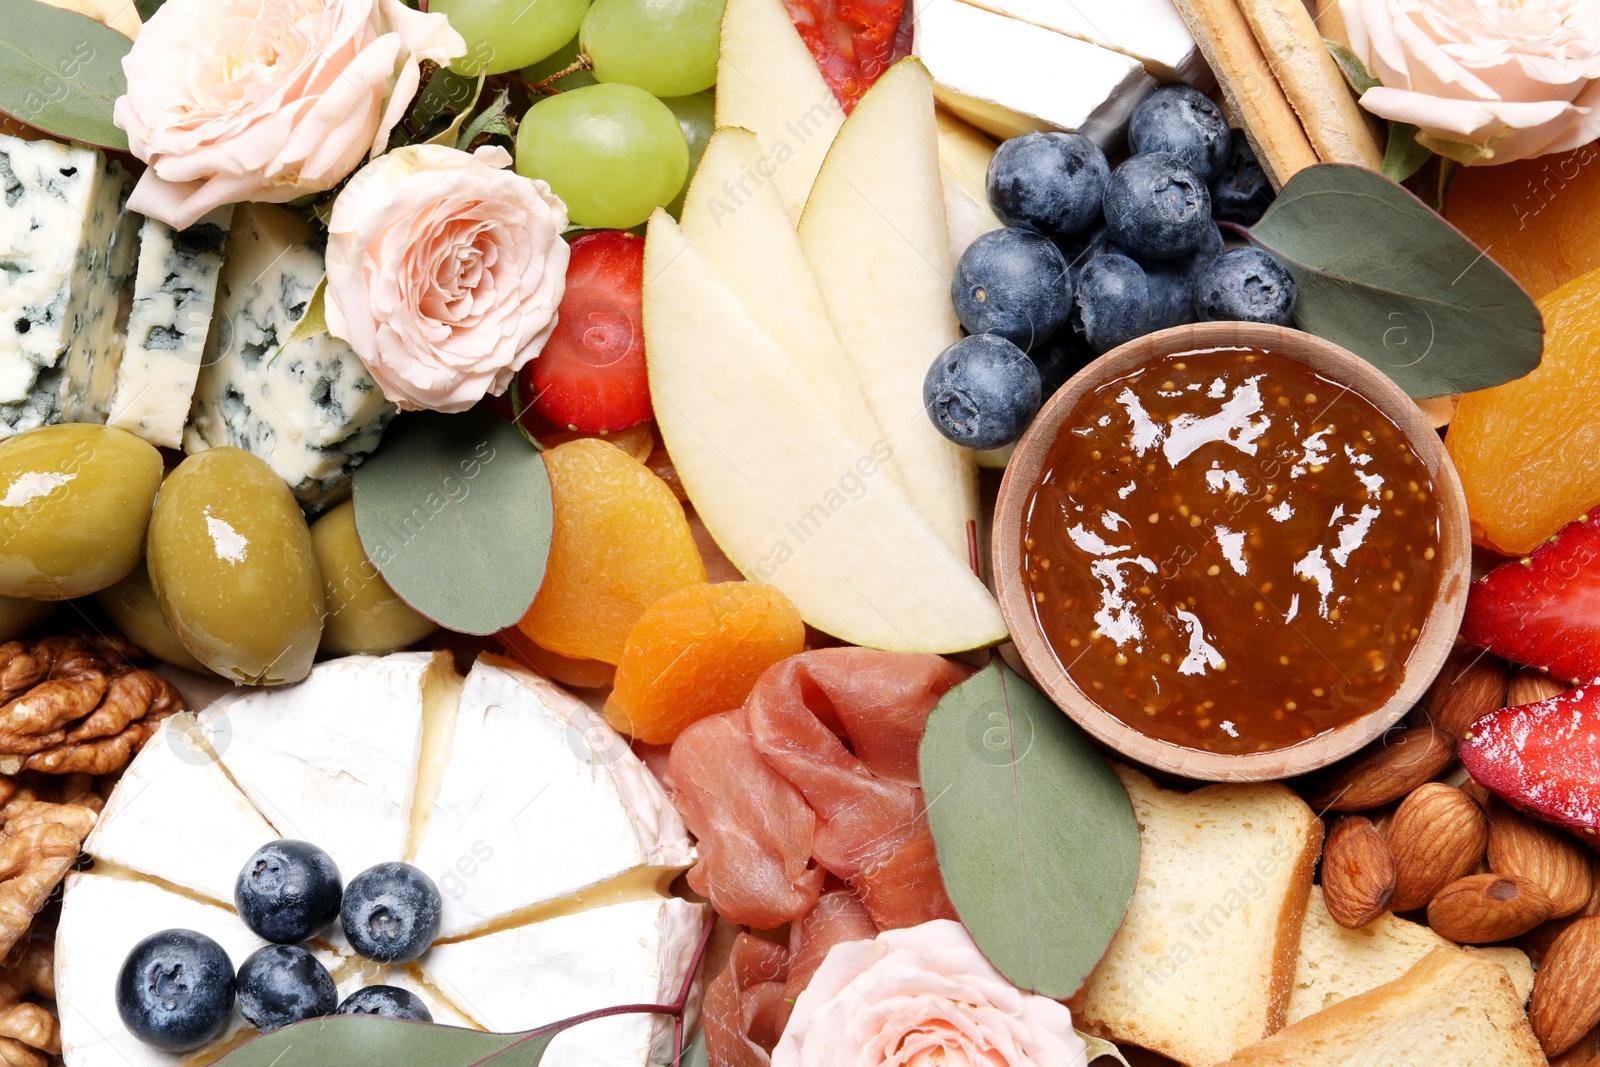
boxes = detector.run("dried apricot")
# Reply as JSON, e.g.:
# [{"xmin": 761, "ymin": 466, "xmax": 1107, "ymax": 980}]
[
  {"xmin": 495, "ymin": 624, "xmax": 617, "ymax": 689},
  {"xmin": 1444, "ymin": 144, "xmax": 1600, "ymax": 300},
  {"xmin": 517, "ymin": 438, "xmax": 706, "ymax": 663},
  {"xmin": 1448, "ymin": 266, "xmax": 1600, "ymax": 556},
  {"xmin": 604, "ymin": 582, "xmax": 805, "ymax": 743},
  {"xmin": 539, "ymin": 422, "xmax": 655, "ymax": 464}
]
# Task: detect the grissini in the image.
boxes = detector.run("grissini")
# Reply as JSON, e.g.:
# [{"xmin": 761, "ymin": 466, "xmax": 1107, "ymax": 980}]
[
  {"xmin": 1237, "ymin": 0, "xmax": 1385, "ymax": 168},
  {"xmin": 1169, "ymin": 0, "xmax": 1319, "ymax": 188}
]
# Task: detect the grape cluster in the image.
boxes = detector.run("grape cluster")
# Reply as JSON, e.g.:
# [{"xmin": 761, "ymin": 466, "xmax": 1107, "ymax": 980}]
[{"xmin": 436, "ymin": 0, "xmax": 722, "ymax": 230}]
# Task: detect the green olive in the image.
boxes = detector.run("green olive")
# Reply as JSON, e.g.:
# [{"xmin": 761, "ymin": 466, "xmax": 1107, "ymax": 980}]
[
  {"xmin": 0, "ymin": 596, "xmax": 53, "ymax": 642},
  {"xmin": 312, "ymin": 500, "xmax": 438, "ymax": 656},
  {"xmin": 0, "ymin": 424, "xmax": 162, "ymax": 599},
  {"xmin": 95, "ymin": 559, "xmax": 208, "ymax": 672},
  {"xmin": 147, "ymin": 448, "xmax": 325, "ymax": 685}
]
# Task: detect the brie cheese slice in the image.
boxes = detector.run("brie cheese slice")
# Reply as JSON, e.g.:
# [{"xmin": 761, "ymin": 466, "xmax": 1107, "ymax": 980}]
[
  {"xmin": 215, "ymin": 654, "xmax": 433, "ymax": 880},
  {"xmin": 420, "ymin": 898, "xmax": 709, "ymax": 1067},
  {"xmin": 957, "ymin": 0, "xmax": 1206, "ymax": 83},
  {"xmin": 913, "ymin": 0, "xmax": 1156, "ymax": 143},
  {"xmin": 413, "ymin": 657, "xmax": 694, "ymax": 939},
  {"xmin": 84, "ymin": 718, "xmax": 279, "ymax": 907},
  {"xmin": 57, "ymin": 873, "xmax": 266, "ymax": 1067}
]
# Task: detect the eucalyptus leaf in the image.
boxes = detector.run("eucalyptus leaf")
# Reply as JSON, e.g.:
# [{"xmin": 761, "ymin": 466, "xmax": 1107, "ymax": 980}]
[
  {"xmin": 285, "ymin": 276, "xmax": 329, "ymax": 344},
  {"xmin": 0, "ymin": 0, "xmax": 129, "ymax": 149},
  {"xmin": 1324, "ymin": 39, "xmax": 1379, "ymax": 95},
  {"xmin": 680, "ymin": 1030, "xmax": 711, "ymax": 1067},
  {"xmin": 213, "ymin": 1016, "xmax": 556, "ymax": 1067},
  {"xmin": 1247, "ymin": 164, "xmax": 1543, "ymax": 398},
  {"xmin": 919, "ymin": 661, "xmax": 1140, "ymax": 999},
  {"xmin": 1081, "ymin": 1033, "xmax": 1133, "ymax": 1067},
  {"xmin": 353, "ymin": 407, "xmax": 553, "ymax": 635},
  {"xmin": 1381, "ymin": 122, "xmax": 1433, "ymax": 184}
]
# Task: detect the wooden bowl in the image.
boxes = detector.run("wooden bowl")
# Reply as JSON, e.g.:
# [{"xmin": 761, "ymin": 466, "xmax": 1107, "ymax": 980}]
[{"xmin": 993, "ymin": 322, "xmax": 1471, "ymax": 783}]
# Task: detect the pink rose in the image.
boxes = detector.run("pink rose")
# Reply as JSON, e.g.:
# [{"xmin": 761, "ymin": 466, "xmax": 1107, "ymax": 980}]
[
  {"xmin": 1340, "ymin": 0, "xmax": 1600, "ymax": 164},
  {"xmin": 772, "ymin": 920, "xmax": 1089, "ymax": 1067},
  {"xmin": 325, "ymin": 144, "xmax": 570, "ymax": 413},
  {"xmin": 113, "ymin": 0, "xmax": 465, "ymax": 230}
]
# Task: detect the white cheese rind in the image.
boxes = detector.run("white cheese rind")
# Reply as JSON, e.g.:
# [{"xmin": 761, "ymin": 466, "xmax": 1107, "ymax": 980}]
[
  {"xmin": 912, "ymin": 0, "xmax": 1156, "ymax": 143},
  {"xmin": 420, "ymin": 897, "xmax": 708, "ymax": 1067},
  {"xmin": 215, "ymin": 654, "xmax": 431, "ymax": 881},
  {"xmin": 185, "ymin": 203, "xmax": 394, "ymax": 510},
  {"xmin": 413, "ymin": 658, "xmax": 695, "ymax": 939},
  {"xmin": 957, "ymin": 0, "xmax": 1205, "ymax": 83},
  {"xmin": 84, "ymin": 718, "xmax": 280, "ymax": 907},
  {"xmin": 0, "ymin": 134, "xmax": 136, "ymax": 437},
  {"xmin": 56, "ymin": 873, "xmax": 266, "ymax": 1067},
  {"xmin": 108, "ymin": 207, "xmax": 233, "ymax": 448}
]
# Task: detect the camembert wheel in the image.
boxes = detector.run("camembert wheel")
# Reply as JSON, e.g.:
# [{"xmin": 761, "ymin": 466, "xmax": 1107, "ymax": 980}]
[{"xmin": 57, "ymin": 652, "xmax": 704, "ymax": 1067}]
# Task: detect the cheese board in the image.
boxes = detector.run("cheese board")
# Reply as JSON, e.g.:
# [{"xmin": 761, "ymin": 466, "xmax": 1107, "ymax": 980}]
[{"xmin": 0, "ymin": 0, "xmax": 1594, "ymax": 1065}]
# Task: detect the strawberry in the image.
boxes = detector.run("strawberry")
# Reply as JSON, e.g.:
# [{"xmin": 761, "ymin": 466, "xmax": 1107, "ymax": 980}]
[
  {"xmin": 1458, "ymin": 507, "xmax": 1600, "ymax": 684},
  {"xmin": 1460, "ymin": 685, "xmax": 1600, "ymax": 842}
]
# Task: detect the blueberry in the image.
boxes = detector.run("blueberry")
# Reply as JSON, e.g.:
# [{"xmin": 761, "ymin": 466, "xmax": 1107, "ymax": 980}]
[
  {"xmin": 986, "ymin": 132, "xmax": 1110, "ymax": 237},
  {"xmin": 236, "ymin": 945, "xmax": 337, "ymax": 1033},
  {"xmin": 1072, "ymin": 253, "xmax": 1152, "ymax": 354},
  {"xmin": 1139, "ymin": 223, "xmax": 1224, "ymax": 332},
  {"xmin": 923, "ymin": 334, "xmax": 1042, "ymax": 451},
  {"xmin": 1103, "ymin": 154, "xmax": 1213, "ymax": 261},
  {"xmin": 336, "ymin": 985, "xmax": 433, "ymax": 1023},
  {"xmin": 1128, "ymin": 85, "xmax": 1231, "ymax": 184},
  {"xmin": 951, "ymin": 229, "xmax": 1071, "ymax": 350},
  {"xmin": 341, "ymin": 862, "xmax": 442, "ymax": 964},
  {"xmin": 1029, "ymin": 331, "xmax": 1095, "ymax": 400},
  {"xmin": 1057, "ymin": 222, "xmax": 1113, "ymax": 276},
  {"xmin": 1194, "ymin": 248, "xmax": 1298, "ymax": 326},
  {"xmin": 235, "ymin": 841, "xmax": 342, "ymax": 944},
  {"xmin": 116, "ymin": 929, "xmax": 236, "ymax": 1052},
  {"xmin": 1210, "ymin": 129, "xmax": 1275, "ymax": 226}
]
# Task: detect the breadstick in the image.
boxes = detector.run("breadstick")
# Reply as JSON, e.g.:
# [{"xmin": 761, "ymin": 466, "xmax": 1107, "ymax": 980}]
[
  {"xmin": 1168, "ymin": 0, "xmax": 1319, "ymax": 189},
  {"xmin": 1313, "ymin": 0, "xmax": 1352, "ymax": 51},
  {"xmin": 1237, "ymin": 0, "xmax": 1385, "ymax": 168}
]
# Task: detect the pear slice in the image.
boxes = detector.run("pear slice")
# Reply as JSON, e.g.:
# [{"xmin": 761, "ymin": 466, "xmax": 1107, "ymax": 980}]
[
  {"xmin": 935, "ymin": 109, "xmax": 1005, "ymax": 266},
  {"xmin": 714, "ymin": 0, "xmax": 843, "ymax": 221},
  {"xmin": 679, "ymin": 127, "xmax": 894, "ymax": 485},
  {"xmin": 799, "ymin": 58, "xmax": 978, "ymax": 562},
  {"xmin": 643, "ymin": 211, "xmax": 1006, "ymax": 653}
]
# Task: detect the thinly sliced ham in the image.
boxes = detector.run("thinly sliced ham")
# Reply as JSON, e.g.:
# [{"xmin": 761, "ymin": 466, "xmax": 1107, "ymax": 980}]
[
  {"xmin": 777, "ymin": 890, "xmax": 878, "ymax": 1033},
  {"xmin": 703, "ymin": 933, "xmax": 790, "ymax": 1067}
]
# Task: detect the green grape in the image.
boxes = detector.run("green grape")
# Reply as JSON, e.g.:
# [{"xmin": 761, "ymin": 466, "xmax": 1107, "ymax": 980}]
[
  {"xmin": 436, "ymin": 0, "xmax": 591, "ymax": 75},
  {"xmin": 662, "ymin": 92, "xmax": 714, "ymax": 219},
  {"xmin": 580, "ymin": 0, "xmax": 725, "ymax": 98},
  {"xmin": 517, "ymin": 84, "xmax": 689, "ymax": 229},
  {"xmin": 520, "ymin": 34, "xmax": 600, "ymax": 91}
]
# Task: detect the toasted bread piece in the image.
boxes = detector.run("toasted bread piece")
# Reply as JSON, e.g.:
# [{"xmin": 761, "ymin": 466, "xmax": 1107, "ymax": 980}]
[
  {"xmin": 1219, "ymin": 948, "xmax": 1547, "ymax": 1066},
  {"xmin": 1076, "ymin": 766, "xmax": 1322, "ymax": 1066},
  {"xmin": 1290, "ymin": 886, "xmax": 1535, "ymax": 1024}
]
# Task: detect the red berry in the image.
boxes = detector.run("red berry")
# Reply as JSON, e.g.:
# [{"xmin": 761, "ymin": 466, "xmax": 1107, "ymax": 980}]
[
  {"xmin": 1460, "ymin": 685, "xmax": 1600, "ymax": 839},
  {"xmin": 526, "ymin": 230, "xmax": 651, "ymax": 434}
]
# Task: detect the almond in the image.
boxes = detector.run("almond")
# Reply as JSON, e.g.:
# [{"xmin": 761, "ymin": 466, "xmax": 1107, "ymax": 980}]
[
  {"xmin": 1387, "ymin": 783, "xmax": 1488, "ymax": 911},
  {"xmin": 1531, "ymin": 916, "xmax": 1600, "ymax": 1057},
  {"xmin": 1322, "ymin": 815, "xmax": 1397, "ymax": 928},
  {"xmin": 1523, "ymin": 916, "xmax": 1577, "ymax": 968},
  {"xmin": 1508, "ymin": 667, "xmax": 1572, "ymax": 707},
  {"xmin": 1547, "ymin": 1024, "xmax": 1600, "ymax": 1067},
  {"xmin": 1311, "ymin": 726, "xmax": 1458, "ymax": 812},
  {"xmin": 1416, "ymin": 643, "xmax": 1508, "ymax": 737},
  {"xmin": 1488, "ymin": 796, "xmax": 1595, "ymax": 918},
  {"xmin": 1428, "ymin": 872, "xmax": 1553, "ymax": 943}
]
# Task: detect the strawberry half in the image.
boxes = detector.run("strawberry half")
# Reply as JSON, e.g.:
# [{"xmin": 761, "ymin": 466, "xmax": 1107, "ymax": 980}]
[
  {"xmin": 1461, "ymin": 685, "xmax": 1600, "ymax": 841},
  {"xmin": 1458, "ymin": 507, "xmax": 1600, "ymax": 684}
]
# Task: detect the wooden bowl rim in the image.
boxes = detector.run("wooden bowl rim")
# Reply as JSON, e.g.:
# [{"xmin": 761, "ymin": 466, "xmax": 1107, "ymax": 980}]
[{"xmin": 993, "ymin": 322, "xmax": 1472, "ymax": 783}]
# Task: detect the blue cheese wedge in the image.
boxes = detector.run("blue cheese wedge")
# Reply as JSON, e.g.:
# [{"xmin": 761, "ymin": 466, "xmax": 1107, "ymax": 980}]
[
  {"xmin": 912, "ymin": 0, "xmax": 1156, "ymax": 143},
  {"xmin": 0, "ymin": 134, "xmax": 136, "ymax": 438},
  {"xmin": 107, "ymin": 207, "xmax": 233, "ymax": 448},
  {"xmin": 185, "ymin": 202, "xmax": 394, "ymax": 510}
]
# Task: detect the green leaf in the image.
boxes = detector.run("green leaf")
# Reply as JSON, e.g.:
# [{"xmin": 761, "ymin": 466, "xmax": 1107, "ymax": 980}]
[
  {"xmin": 1381, "ymin": 122, "xmax": 1433, "ymax": 184},
  {"xmin": 1081, "ymin": 1033, "xmax": 1132, "ymax": 1067},
  {"xmin": 456, "ymin": 88, "xmax": 518, "ymax": 151},
  {"xmin": 1246, "ymin": 164, "xmax": 1543, "ymax": 398},
  {"xmin": 286, "ymin": 276, "xmax": 329, "ymax": 344},
  {"xmin": 1324, "ymin": 39, "xmax": 1380, "ymax": 95},
  {"xmin": 426, "ymin": 73, "xmax": 486, "ymax": 148},
  {"xmin": 919, "ymin": 661, "xmax": 1140, "ymax": 999},
  {"xmin": 134, "ymin": 0, "xmax": 164, "ymax": 17},
  {"xmin": 353, "ymin": 407, "xmax": 553, "ymax": 635},
  {"xmin": 0, "ymin": 0, "xmax": 130, "ymax": 150},
  {"xmin": 396, "ymin": 65, "xmax": 480, "ymax": 148},
  {"xmin": 212, "ymin": 1016, "xmax": 556, "ymax": 1067},
  {"xmin": 680, "ymin": 1030, "xmax": 710, "ymax": 1067}
]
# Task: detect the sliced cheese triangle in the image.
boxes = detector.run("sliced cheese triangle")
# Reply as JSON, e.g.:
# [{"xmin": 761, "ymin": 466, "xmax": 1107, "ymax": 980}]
[
  {"xmin": 420, "ymin": 898, "xmax": 707, "ymax": 1067},
  {"xmin": 84, "ymin": 718, "xmax": 279, "ymax": 908},
  {"xmin": 412, "ymin": 656, "xmax": 694, "ymax": 939},
  {"xmin": 798, "ymin": 57, "xmax": 979, "ymax": 562},
  {"xmin": 214, "ymin": 654, "xmax": 432, "ymax": 880},
  {"xmin": 57, "ymin": 873, "xmax": 265, "ymax": 1067},
  {"xmin": 714, "ymin": 0, "xmax": 843, "ymax": 219},
  {"xmin": 644, "ymin": 212, "xmax": 1006, "ymax": 652}
]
